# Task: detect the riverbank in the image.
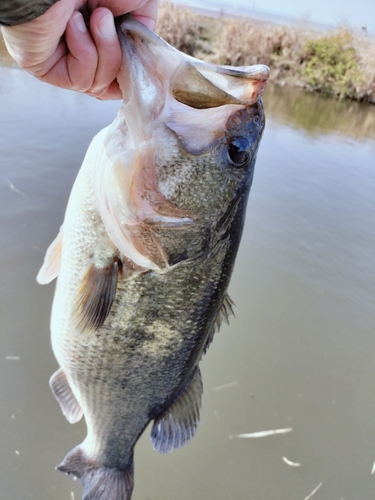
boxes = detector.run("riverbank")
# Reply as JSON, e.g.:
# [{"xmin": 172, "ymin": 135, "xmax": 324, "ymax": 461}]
[
  {"xmin": 156, "ymin": 3, "xmax": 375, "ymax": 104},
  {"xmin": 1, "ymin": 3, "xmax": 374, "ymax": 104}
]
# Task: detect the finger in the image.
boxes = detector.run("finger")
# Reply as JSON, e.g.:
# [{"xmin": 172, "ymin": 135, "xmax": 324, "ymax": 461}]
[
  {"xmin": 132, "ymin": 14, "xmax": 156, "ymax": 30},
  {"xmin": 1, "ymin": 0, "xmax": 82, "ymax": 70},
  {"xmin": 40, "ymin": 11, "xmax": 98, "ymax": 91},
  {"xmin": 64, "ymin": 11, "xmax": 98, "ymax": 90},
  {"xmin": 87, "ymin": 0, "xmax": 158, "ymax": 28},
  {"xmin": 132, "ymin": 0, "xmax": 158, "ymax": 30},
  {"xmin": 93, "ymin": 79, "xmax": 123, "ymax": 100},
  {"xmin": 88, "ymin": 8, "xmax": 122, "ymax": 97}
]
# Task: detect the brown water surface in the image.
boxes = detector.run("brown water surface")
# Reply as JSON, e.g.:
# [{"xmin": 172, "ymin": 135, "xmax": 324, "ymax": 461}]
[{"xmin": 1, "ymin": 66, "xmax": 375, "ymax": 500}]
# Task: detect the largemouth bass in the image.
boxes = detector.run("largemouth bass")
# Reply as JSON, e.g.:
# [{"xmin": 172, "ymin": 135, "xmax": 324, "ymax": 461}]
[{"xmin": 37, "ymin": 16, "xmax": 269, "ymax": 500}]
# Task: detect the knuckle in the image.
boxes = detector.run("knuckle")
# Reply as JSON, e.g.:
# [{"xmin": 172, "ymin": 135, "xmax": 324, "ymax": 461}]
[{"xmin": 86, "ymin": 84, "xmax": 108, "ymax": 98}]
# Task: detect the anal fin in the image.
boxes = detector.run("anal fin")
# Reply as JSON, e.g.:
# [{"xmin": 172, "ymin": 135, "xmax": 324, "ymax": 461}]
[
  {"xmin": 151, "ymin": 368, "xmax": 203, "ymax": 454},
  {"xmin": 50, "ymin": 368, "xmax": 83, "ymax": 424},
  {"xmin": 74, "ymin": 259, "xmax": 120, "ymax": 332}
]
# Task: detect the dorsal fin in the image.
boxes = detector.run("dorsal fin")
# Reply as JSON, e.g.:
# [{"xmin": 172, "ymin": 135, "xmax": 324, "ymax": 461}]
[
  {"xmin": 215, "ymin": 293, "xmax": 235, "ymax": 329},
  {"xmin": 36, "ymin": 228, "xmax": 63, "ymax": 284},
  {"xmin": 74, "ymin": 259, "xmax": 120, "ymax": 332},
  {"xmin": 151, "ymin": 368, "xmax": 203, "ymax": 453},
  {"xmin": 204, "ymin": 293, "xmax": 235, "ymax": 354}
]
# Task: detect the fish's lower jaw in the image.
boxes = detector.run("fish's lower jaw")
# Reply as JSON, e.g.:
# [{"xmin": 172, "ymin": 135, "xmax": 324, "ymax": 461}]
[{"xmin": 57, "ymin": 445, "xmax": 135, "ymax": 500}]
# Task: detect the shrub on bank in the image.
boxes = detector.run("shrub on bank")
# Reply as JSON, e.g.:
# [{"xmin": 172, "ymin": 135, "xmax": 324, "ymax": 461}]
[{"xmin": 302, "ymin": 32, "xmax": 362, "ymax": 99}]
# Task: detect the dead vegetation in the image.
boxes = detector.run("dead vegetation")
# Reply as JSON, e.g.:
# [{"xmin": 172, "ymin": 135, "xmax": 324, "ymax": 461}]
[
  {"xmin": 1, "ymin": 3, "xmax": 374, "ymax": 103},
  {"xmin": 156, "ymin": 3, "xmax": 375, "ymax": 104}
]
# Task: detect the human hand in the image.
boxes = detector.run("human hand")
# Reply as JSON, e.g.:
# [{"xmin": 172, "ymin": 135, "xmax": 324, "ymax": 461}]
[{"xmin": 1, "ymin": 0, "xmax": 158, "ymax": 99}]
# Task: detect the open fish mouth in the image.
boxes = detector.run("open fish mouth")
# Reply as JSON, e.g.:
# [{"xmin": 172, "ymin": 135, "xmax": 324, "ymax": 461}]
[
  {"xmin": 116, "ymin": 15, "xmax": 269, "ymax": 160},
  {"xmin": 117, "ymin": 15, "xmax": 269, "ymax": 115}
]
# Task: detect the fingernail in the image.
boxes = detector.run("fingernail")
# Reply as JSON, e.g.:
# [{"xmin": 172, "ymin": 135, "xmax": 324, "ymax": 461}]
[
  {"xmin": 134, "ymin": 15, "xmax": 156, "ymax": 31},
  {"xmin": 98, "ymin": 13, "xmax": 116, "ymax": 40},
  {"xmin": 73, "ymin": 12, "xmax": 87, "ymax": 33}
]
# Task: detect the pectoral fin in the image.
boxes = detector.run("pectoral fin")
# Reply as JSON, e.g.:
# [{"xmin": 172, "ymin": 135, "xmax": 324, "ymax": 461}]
[
  {"xmin": 151, "ymin": 368, "xmax": 203, "ymax": 453},
  {"xmin": 74, "ymin": 260, "xmax": 120, "ymax": 332},
  {"xmin": 50, "ymin": 368, "xmax": 83, "ymax": 424},
  {"xmin": 36, "ymin": 228, "xmax": 63, "ymax": 284}
]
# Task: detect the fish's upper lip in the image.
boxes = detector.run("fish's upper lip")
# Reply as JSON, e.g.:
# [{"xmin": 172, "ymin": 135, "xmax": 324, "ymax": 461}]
[{"xmin": 204, "ymin": 63, "xmax": 270, "ymax": 82}]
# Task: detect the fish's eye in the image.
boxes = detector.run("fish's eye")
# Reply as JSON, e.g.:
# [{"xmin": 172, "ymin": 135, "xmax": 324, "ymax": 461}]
[{"xmin": 228, "ymin": 137, "xmax": 250, "ymax": 167}]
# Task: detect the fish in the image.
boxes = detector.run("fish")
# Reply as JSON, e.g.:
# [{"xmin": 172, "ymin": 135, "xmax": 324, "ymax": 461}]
[{"xmin": 37, "ymin": 15, "xmax": 269, "ymax": 500}]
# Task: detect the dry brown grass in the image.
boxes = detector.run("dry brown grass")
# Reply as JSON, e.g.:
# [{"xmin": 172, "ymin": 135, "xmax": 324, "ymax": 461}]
[
  {"xmin": 200, "ymin": 19, "xmax": 315, "ymax": 91},
  {"xmin": 1, "ymin": 3, "xmax": 373, "ymax": 103},
  {"xmin": 155, "ymin": 2, "xmax": 213, "ymax": 56},
  {"xmin": 351, "ymin": 34, "xmax": 375, "ymax": 101},
  {"xmin": 157, "ymin": 3, "xmax": 375, "ymax": 104}
]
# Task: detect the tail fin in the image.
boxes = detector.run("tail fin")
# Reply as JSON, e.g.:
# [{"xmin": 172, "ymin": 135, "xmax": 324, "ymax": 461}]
[
  {"xmin": 57, "ymin": 446, "xmax": 134, "ymax": 500},
  {"xmin": 81, "ymin": 466, "xmax": 134, "ymax": 500}
]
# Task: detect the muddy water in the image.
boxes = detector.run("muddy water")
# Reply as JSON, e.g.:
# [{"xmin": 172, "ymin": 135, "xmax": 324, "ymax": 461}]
[{"xmin": 0, "ymin": 64, "xmax": 374, "ymax": 500}]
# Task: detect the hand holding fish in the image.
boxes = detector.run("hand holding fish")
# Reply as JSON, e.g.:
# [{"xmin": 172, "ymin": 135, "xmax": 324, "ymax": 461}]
[{"xmin": 0, "ymin": 0, "xmax": 158, "ymax": 99}]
